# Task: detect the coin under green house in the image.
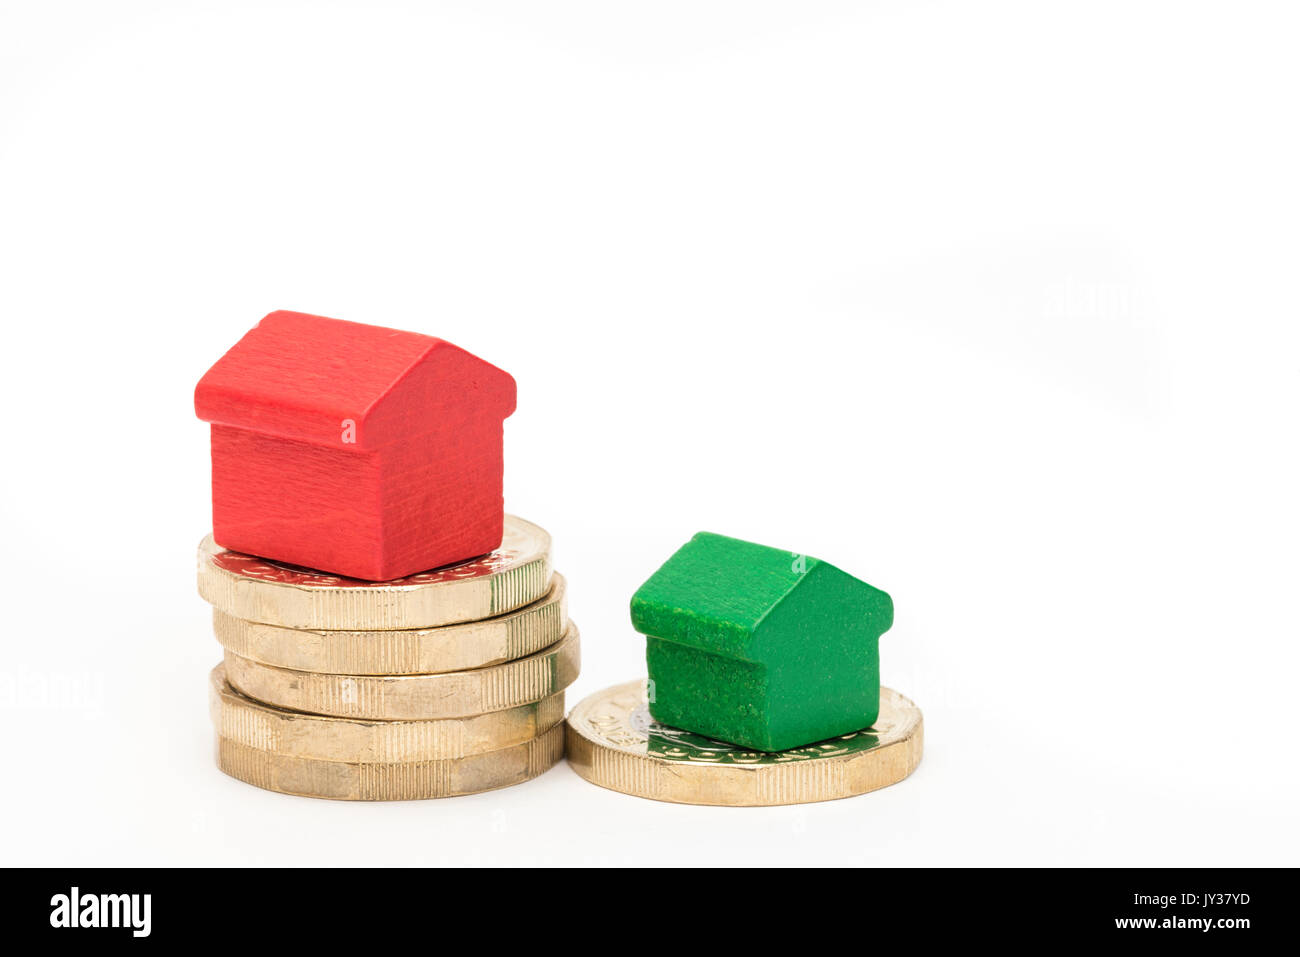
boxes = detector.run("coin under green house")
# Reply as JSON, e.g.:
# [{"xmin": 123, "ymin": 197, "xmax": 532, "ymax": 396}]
[
  {"xmin": 630, "ymin": 532, "xmax": 894, "ymax": 752},
  {"xmin": 565, "ymin": 680, "xmax": 922, "ymax": 806}
]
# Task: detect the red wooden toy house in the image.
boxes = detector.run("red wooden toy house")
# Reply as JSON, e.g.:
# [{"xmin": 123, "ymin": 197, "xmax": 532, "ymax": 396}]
[{"xmin": 194, "ymin": 310, "xmax": 516, "ymax": 580}]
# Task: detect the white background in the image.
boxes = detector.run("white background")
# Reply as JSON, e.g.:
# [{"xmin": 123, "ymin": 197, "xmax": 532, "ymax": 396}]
[{"xmin": 1, "ymin": 0, "xmax": 1297, "ymax": 866}]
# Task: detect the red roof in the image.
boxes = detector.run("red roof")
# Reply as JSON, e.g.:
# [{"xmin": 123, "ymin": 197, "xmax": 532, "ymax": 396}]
[{"xmin": 195, "ymin": 310, "xmax": 516, "ymax": 449}]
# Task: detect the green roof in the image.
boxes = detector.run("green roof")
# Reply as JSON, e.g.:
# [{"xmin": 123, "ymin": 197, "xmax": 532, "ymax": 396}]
[{"xmin": 630, "ymin": 531, "xmax": 891, "ymax": 659}]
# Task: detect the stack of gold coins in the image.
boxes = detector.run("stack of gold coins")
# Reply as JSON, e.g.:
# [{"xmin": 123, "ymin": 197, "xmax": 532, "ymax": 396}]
[{"xmin": 197, "ymin": 515, "xmax": 578, "ymax": 800}]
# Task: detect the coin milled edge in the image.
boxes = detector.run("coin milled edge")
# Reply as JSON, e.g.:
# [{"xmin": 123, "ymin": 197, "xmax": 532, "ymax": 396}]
[
  {"xmin": 223, "ymin": 624, "xmax": 581, "ymax": 720},
  {"xmin": 210, "ymin": 664, "xmax": 566, "ymax": 761},
  {"xmin": 212, "ymin": 574, "xmax": 567, "ymax": 675},
  {"xmin": 216, "ymin": 723, "xmax": 566, "ymax": 800}
]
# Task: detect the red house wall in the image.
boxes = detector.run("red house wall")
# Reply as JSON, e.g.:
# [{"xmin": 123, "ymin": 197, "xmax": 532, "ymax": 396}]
[
  {"xmin": 209, "ymin": 419, "xmax": 505, "ymax": 581},
  {"xmin": 377, "ymin": 418, "xmax": 505, "ymax": 577},
  {"xmin": 210, "ymin": 425, "xmax": 385, "ymax": 579}
]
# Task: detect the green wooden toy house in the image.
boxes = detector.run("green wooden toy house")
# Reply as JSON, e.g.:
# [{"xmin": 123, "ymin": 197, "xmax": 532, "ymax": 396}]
[{"xmin": 630, "ymin": 532, "xmax": 893, "ymax": 752}]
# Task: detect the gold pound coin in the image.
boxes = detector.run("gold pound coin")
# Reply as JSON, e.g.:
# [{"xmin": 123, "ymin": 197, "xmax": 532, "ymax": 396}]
[
  {"xmin": 213, "ymin": 574, "xmax": 567, "ymax": 675},
  {"xmin": 197, "ymin": 514, "xmax": 552, "ymax": 630},
  {"xmin": 565, "ymin": 680, "xmax": 922, "ymax": 806},
  {"xmin": 216, "ymin": 722, "xmax": 565, "ymax": 800},
  {"xmin": 224, "ymin": 625, "xmax": 580, "ymax": 720},
  {"xmin": 209, "ymin": 664, "xmax": 564, "ymax": 761}
]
